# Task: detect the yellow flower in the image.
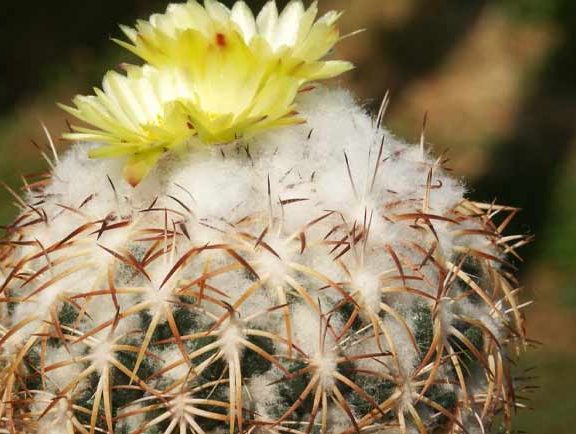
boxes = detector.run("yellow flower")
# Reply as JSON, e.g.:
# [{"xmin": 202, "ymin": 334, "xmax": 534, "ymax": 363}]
[
  {"xmin": 117, "ymin": 0, "xmax": 352, "ymax": 80},
  {"xmin": 62, "ymin": 1, "xmax": 353, "ymax": 186}
]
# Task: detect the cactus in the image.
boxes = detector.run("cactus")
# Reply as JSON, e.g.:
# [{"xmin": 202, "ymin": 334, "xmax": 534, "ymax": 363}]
[{"xmin": 0, "ymin": 1, "xmax": 529, "ymax": 433}]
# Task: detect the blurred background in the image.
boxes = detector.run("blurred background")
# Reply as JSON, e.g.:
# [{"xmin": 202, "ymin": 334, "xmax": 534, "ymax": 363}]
[{"xmin": 0, "ymin": 0, "xmax": 574, "ymax": 432}]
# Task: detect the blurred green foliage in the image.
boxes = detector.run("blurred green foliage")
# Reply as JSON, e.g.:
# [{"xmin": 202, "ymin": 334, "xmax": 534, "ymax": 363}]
[
  {"xmin": 517, "ymin": 352, "xmax": 576, "ymax": 433},
  {"xmin": 541, "ymin": 168, "xmax": 576, "ymax": 309},
  {"xmin": 543, "ymin": 169, "xmax": 576, "ymax": 269},
  {"xmin": 0, "ymin": 0, "xmax": 167, "ymax": 115},
  {"xmin": 498, "ymin": 0, "xmax": 562, "ymax": 21}
]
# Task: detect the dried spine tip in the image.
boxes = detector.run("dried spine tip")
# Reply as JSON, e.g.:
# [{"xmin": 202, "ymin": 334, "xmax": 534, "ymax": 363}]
[{"xmin": 0, "ymin": 87, "xmax": 528, "ymax": 434}]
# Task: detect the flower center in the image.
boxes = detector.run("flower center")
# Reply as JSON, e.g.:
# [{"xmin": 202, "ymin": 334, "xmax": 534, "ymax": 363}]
[{"xmin": 215, "ymin": 33, "xmax": 227, "ymax": 47}]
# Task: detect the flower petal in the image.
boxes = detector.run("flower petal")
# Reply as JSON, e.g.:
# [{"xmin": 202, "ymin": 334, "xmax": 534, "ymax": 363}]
[
  {"xmin": 123, "ymin": 149, "xmax": 165, "ymax": 187},
  {"xmin": 231, "ymin": 1, "xmax": 256, "ymax": 42},
  {"xmin": 256, "ymin": 0, "xmax": 278, "ymax": 43},
  {"xmin": 204, "ymin": 0, "xmax": 230, "ymax": 24},
  {"xmin": 273, "ymin": 0, "xmax": 305, "ymax": 49}
]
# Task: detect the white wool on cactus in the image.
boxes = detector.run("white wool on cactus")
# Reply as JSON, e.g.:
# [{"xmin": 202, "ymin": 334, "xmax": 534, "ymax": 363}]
[{"xmin": 0, "ymin": 86, "xmax": 527, "ymax": 434}]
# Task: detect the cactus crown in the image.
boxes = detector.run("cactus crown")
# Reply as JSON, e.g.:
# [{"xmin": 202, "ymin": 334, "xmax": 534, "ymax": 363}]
[{"xmin": 0, "ymin": 2, "xmax": 529, "ymax": 434}]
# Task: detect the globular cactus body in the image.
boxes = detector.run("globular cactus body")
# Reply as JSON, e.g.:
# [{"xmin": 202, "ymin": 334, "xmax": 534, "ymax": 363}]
[
  {"xmin": 0, "ymin": 2, "xmax": 528, "ymax": 434},
  {"xmin": 1, "ymin": 89, "xmax": 526, "ymax": 434}
]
